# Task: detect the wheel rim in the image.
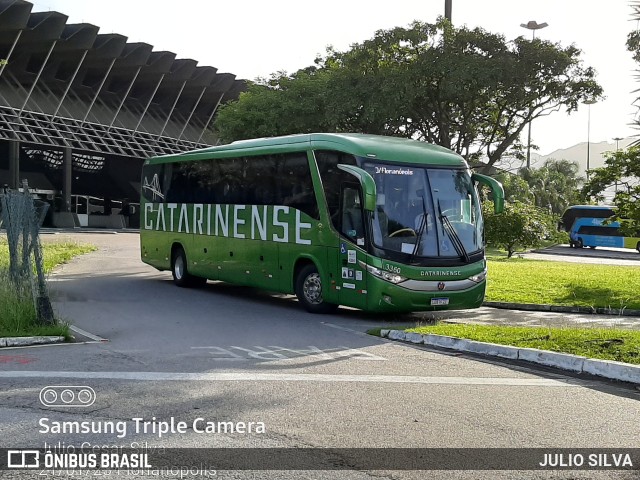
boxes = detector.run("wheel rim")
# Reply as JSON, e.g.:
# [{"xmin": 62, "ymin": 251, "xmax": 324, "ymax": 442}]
[
  {"xmin": 303, "ymin": 273, "xmax": 323, "ymax": 305},
  {"xmin": 174, "ymin": 255, "xmax": 184, "ymax": 280}
]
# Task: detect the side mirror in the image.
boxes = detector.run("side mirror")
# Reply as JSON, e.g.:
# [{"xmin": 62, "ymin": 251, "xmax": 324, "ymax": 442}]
[
  {"xmin": 337, "ymin": 164, "xmax": 377, "ymax": 211},
  {"xmin": 472, "ymin": 173, "xmax": 504, "ymax": 214}
]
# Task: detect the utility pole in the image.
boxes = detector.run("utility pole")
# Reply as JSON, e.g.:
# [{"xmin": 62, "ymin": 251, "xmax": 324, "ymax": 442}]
[
  {"xmin": 613, "ymin": 136, "xmax": 623, "ymax": 151},
  {"xmin": 445, "ymin": 0, "xmax": 452, "ymax": 22},
  {"xmin": 520, "ymin": 21, "xmax": 548, "ymax": 169},
  {"xmin": 584, "ymin": 100, "xmax": 597, "ymax": 180},
  {"xmin": 613, "ymin": 137, "xmax": 623, "ymax": 193}
]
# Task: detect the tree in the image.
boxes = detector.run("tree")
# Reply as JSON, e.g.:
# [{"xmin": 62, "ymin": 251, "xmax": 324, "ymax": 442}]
[
  {"xmin": 215, "ymin": 19, "xmax": 602, "ymax": 169},
  {"xmin": 492, "ymin": 171, "xmax": 534, "ymax": 204},
  {"xmin": 519, "ymin": 159, "xmax": 584, "ymax": 215},
  {"xmin": 215, "ymin": 69, "xmax": 333, "ymax": 142},
  {"xmin": 491, "ymin": 158, "xmax": 583, "ymax": 214},
  {"xmin": 582, "ymin": 148, "xmax": 640, "ymax": 235},
  {"xmin": 593, "ymin": 3, "xmax": 640, "ymax": 234},
  {"xmin": 325, "ymin": 20, "xmax": 602, "ymax": 168},
  {"xmin": 482, "ymin": 201, "xmax": 552, "ymax": 258},
  {"xmin": 627, "ymin": 1, "xmax": 640, "ymax": 135}
]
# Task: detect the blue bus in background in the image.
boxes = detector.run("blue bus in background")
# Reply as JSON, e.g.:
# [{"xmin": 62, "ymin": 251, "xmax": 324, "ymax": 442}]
[{"xmin": 559, "ymin": 205, "xmax": 640, "ymax": 253}]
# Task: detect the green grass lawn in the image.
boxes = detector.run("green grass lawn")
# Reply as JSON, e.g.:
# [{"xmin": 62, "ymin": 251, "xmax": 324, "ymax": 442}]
[
  {"xmin": 0, "ymin": 239, "xmax": 95, "ymax": 338},
  {"xmin": 369, "ymin": 324, "xmax": 640, "ymax": 364},
  {"xmin": 485, "ymin": 257, "xmax": 640, "ymax": 311},
  {"xmin": 0, "ymin": 239, "xmax": 95, "ymax": 273}
]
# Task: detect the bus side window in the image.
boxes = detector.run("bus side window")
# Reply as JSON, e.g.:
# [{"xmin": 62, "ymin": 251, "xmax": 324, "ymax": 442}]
[
  {"xmin": 240, "ymin": 155, "xmax": 274, "ymax": 205},
  {"xmin": 216, "ymin": 157, "xmax": 244, "ymax": 204},
  {"xmin": 166, "ymin": 162, "xmax": 192, "ymax": 203},
  {"xmin": 277, "ymin": 153, "xmax": 319, "ymax": 219},
  {"xmin": 341, "ymin": 185, "xmax": 364, "ymax": 241},
  {"xmin": 315, "ymin": 150, "xmax": 358, "ymax": 231}
]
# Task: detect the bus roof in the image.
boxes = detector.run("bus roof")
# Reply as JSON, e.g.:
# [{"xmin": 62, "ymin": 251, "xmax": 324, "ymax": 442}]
[
  {"xmin": 560, "ymin": 205, "xmax": 616, "ymax": 231},
  {"xmin": 563, "ymin": 205, "xmax": 615, "ymax": 211},
  {"xmin": 145, "ymin": 133, "xmax": 467, "ymax": 167}
]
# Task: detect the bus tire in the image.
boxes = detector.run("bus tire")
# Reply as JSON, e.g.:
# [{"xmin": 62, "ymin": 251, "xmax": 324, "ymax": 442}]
[
  {"xmin": 636, "ymin": 242, "xmax": 640, "ymax": 254},
  {"xmin": 576, "ymin": 239, "xmax": 583, "ymax": 249},
  {"xmin": 295, "ymin": 264, "xmax": 338, "ymax": 314},
  {"xmin": 172, "ymin": 246, "xmax": 206, "ymax": 288}
]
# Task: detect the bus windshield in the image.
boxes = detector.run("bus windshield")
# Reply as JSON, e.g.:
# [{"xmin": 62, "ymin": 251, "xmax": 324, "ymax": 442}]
[{"xmin": 363, "ymin": 162, "xmax": 482, "ymax": 261}]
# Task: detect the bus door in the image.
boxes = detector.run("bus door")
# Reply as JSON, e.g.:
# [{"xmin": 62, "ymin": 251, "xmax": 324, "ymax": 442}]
[{"xmin": 336, "ymin": 182, "xmax": 369, "ymax": 309}]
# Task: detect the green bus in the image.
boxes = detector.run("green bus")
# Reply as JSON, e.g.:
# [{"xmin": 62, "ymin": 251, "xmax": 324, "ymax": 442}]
[{"xmin": 140, "ymin": 133, "xmax": 504, "ymax": 313}]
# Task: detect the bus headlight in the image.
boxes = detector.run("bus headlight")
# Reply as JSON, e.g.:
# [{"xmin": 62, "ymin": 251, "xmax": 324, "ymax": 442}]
[
  {"xmin": 360, "ymin": 262, "xmax": 407, "ymax": 284},
  {"xmin": 468, "ymin": 269, "xmax": 487, "ymax": 283}
]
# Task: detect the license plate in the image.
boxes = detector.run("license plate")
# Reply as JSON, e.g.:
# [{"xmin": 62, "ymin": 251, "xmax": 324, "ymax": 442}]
[{"xmin": 430, "ymin": 297, "xmax": 449, "ymax": 306}]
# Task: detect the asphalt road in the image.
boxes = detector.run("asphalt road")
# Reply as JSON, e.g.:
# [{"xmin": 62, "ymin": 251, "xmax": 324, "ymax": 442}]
[
  {"xmin": 525, "ymin": 244, "xmax": 640, "ymax": 265},
  {"xmin": 1, "ymin": 232, "xmax": 639, "ymax": 480}
]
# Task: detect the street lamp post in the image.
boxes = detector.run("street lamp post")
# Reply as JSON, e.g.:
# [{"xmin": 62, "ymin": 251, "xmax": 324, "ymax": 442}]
[
  {"xmin": 520, "ymin": 20, "xmax": 549, "ymax": 40},
  {"xmin": 445, "ymin": 0, "xmax": 452, "ymax": 22},
  {"xmin": 520, "ymin": 21, "xmax": 548, "ymax": 169},
  {"xmin": 613, "ymin": 136, "xmax": 623, "ymax": 193},
  {"xmin": 613, "ymin": 136, "xmax": 623, "ymax": 151},
  {"xmin": 585, "ymin": 100, "xmax": 597, "ymax": 180}
]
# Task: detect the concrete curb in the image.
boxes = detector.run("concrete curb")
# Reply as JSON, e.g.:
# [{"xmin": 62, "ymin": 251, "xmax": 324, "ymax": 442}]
[
  {"xmin": 483, "ymin": 301, "xmax": 640, "ymax": 317},
  {"xmin": 0, "ymin": 336, "xmax": 65, "ymax": 348},
  {"xmin": 379, "ymin": 330, "xmax": 640, "ymax": 385},
  {"xmin": 517, "ymin": 348, "xmax": 585, "ymax": 373}
]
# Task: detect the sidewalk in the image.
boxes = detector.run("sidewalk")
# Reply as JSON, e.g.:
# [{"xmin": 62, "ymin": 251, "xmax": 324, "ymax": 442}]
[
  {"xmin": 484, "ymin": 301, "xmax": 640, "ymax": 317},
  {"xmin": 421, "ymin": 305, "xmax": 640, "ymax": 331}
]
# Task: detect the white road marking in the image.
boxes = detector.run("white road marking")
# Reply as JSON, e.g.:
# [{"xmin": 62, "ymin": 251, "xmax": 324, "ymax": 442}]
[
  {"xmin": 0, "ymin": 370, "xmax": 590, "ymax": 387},
  {"xmin": 189, "ymin": 346, "xmax": 386, "ymax": 361},
  {"xmin": 321, "ymin": 322, "xmax": 374, "ymax": 338},
  {"xmin": 190, "ymin": 346, "xmax": 244, "ymax": 358}
]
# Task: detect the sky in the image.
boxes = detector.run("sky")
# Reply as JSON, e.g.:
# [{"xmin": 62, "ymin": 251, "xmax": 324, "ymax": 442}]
[{"xmin": 29, "ymin": 0, "xmax": 640, "ymax": 156}]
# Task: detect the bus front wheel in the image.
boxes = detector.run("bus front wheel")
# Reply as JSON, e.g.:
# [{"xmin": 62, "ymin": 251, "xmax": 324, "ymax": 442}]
[
  {"xmin": 172, "ymin": 247, "xmax": 206, "ymax": 288},
  {"xmin": 295, "ymin": 264, "xmax": 338, "ymax": 314}
]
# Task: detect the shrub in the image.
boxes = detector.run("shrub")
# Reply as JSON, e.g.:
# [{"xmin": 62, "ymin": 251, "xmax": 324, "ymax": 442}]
[{"xmin": 483, "ymin": 201, "xmax": 552, "ymax": 257}]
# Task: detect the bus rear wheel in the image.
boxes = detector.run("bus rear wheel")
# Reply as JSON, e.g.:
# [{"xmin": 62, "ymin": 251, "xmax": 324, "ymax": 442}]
[
  {"xmin": 295, "ymin": 264, "xmax": 338, "ymax": 314},
  {"xmin": 637, "ymin": 242, "xmax": 640, "ymax": 254},
  {"xmin": 172, "ymin": 247, "xmax": 206, "ymax": 288}
]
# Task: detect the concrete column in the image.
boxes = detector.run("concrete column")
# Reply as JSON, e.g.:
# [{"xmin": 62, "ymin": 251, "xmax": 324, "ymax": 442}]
[
  {"xmin": 8, "ymin": 140, "xmax": 19, "ymax": 189},
  {"xmin": 62, "ymin": 147, "xmax": 72, "ymax": 212}
]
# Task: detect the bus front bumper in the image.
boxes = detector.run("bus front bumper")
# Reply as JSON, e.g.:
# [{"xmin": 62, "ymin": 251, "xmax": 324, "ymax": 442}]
[{"xmin": 365, "ymin": 276, "xmax": 486, "ymax": 313}]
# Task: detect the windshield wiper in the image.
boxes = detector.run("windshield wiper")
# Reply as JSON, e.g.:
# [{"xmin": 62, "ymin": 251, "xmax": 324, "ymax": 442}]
[
  {"xmin": 437, "ymin": 199, "xmax": 470, "ymax": 263},
  {"xmin": 409, "ymin": 189, "xmax": 429, "ymax": 263}
]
